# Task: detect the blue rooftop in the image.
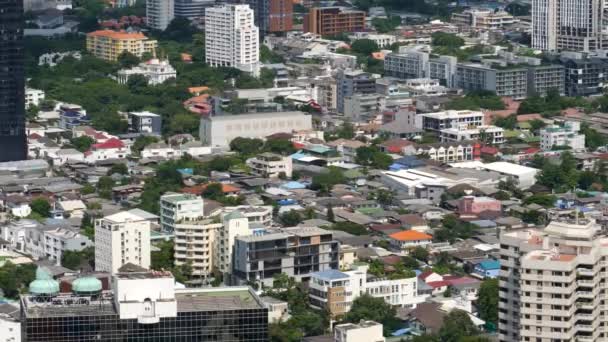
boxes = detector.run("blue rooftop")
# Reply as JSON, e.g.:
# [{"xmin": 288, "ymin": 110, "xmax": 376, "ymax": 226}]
[
  {"xmin": 310, "ymin": 269, "xmax": 350, "ymax": 280},
  {"xmin": 290, "ymin": 152, "xmax": 308, "ymax": 160},
  {"xmin": 477, "ymin": 260, "xmax": 500, "ymax": 270},
  {"xmin": 306, "ymin": 145, "xmax": 333, "ymax": 154},
  {"xmin": 281, "ymin": 181, "xmax": 306, "ymax": 190}
]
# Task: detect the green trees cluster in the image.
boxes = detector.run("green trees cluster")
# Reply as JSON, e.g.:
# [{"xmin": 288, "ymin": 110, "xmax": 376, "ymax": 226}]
[
  {"xmin": 0, "ymin": 262, "xmax": 37, "ymax": 298},
  {"xmin": 30, "ymin": 198, "xmax": 51, "ymax": 219},
  {"xmin": 229, "ymin": 137, "xmax": 295, "ymax": 156},
  {"xmin": 477, "ymin": 278, "xmax": 498, "ymax": 325},
  {"xmin": 371, "ymin": 16, "xmax": 402, "ymax": 33},
  {"xmin": 535, "ymin": 152, "xmax": 579, "ymax": 192},
  {"xmin": 355, "ymin": 146, "xmax": 393, "ymax": 170},
  {"xmin": 344, "ymin": 294, "xmax": 402, "ymax": 335},
  {"xmin": 310, "ymin": 167, "xmax": 346, "ymax": 194},
  {"xmin": 150, "ymin": 240, "xmax": 192, "ymax": 283},
  {"xmin": 446, "ymin": 90, "xmax": 506, "ymax": 111},
  {"xmin": 326, "ymin": 222, "xmax": 367, "ymax": 235},
  {"xmin": 433, "ymin": 215, "xmax": 476, "ymax": 243},
  {"xmin": 61, "ymin": 247, "xmax": 95, "ymax": 270}
]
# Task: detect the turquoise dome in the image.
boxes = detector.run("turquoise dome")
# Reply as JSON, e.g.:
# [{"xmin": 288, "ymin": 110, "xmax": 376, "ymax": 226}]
[
  {"xmin": 72, "ymin": 276, "xmax": 102, "ymax": 294},
  {"xmin": 29, "ymin": 267, "xmax": 59, "ymax": 295}
]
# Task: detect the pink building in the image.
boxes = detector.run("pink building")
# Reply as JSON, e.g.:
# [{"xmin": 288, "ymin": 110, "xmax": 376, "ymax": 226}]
[{"xmin": 458, "ymin": 196, "xmax": 501, "ymax": 217}]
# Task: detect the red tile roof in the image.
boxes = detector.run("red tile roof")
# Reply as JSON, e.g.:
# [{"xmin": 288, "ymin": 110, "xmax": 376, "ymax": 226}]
[{"xmin": 91, "ymin": 138, "xmax": 124, "ymax": 150}]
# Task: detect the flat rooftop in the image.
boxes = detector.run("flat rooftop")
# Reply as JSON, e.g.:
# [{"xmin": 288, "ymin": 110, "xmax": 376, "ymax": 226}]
[{"xmin": 175, "ymin": 288, "xmax": 263, "ymax": 311}]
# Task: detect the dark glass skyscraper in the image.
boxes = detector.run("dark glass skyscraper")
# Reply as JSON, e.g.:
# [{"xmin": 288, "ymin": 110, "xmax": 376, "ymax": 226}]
[{"xmin": 0, "ymin": 0, "xmax": 27, "ymax": 162}]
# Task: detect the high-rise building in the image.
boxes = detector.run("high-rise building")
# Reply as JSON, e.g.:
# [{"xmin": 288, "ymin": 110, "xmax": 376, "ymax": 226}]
[
  {"xmin": 215, "ymin": 210, "xmax": 251, "ymax": 276},
  {"xmin": 21, "ymin": 268, "xmax": 269, "ymax": 341},
  {"xmin": 336, "ymin": 70, "xmax": 378, "ymax": 114},
  {"xmin": 159, "ymin": 193, "xmax": 204, "ymax": 232},
  {"xmin": 94, "ymin": 211, "xmax": 151, "ymax": 274},
  {"xmin": 205, "ymin": 4, "xmax": 260, "ymax": 75},
  {"xmin": 532, "ymin": 0, "xmax": 606, "ymax": 52},
  {"xmin": 0, "ymin": 0, "xmax": 27, "ymax": 162},
  {"xmin": 146, "ymin": 0, "xmax": 175, "ymax": 31},
  {"xmin": 498, "ymin": 218, "xmax": 608, "ymax": 342},
  {"xmin": 303, "ymin": 7, "xmax": 365, "ymax": 36},
  {"xmin": 174, "ymin": 0, "xmax": 215, "ymax": 19},
  {"xmin": 244, "ymin": 0, "xmax": 293, "ymax": 36}
]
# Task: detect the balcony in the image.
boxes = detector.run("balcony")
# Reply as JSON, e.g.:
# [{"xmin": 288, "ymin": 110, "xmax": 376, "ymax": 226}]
[
  {"xmin": 576, "ymin": 291, "xmax": 594, "ymax": 298},
  {"xmin": 577, "ymin": 268, "xmax": 594, "ymax": 277}
]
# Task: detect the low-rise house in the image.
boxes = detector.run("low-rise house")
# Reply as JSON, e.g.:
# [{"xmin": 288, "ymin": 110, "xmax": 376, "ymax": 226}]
[
  {"xmin": 472, "ymin": 259, "xmax": 500, "ymax": 279},
  {"xmin": 334, "ymin": 321, "xmax": 385, "ymax": 342},
  {"xmin": 260, "ymin": 296, "xmax": 290, "ymax": 323},
  {"xmin": 458, "ymin": 195, "xmax": 502, "ymax": 218},
  {"xmin": 84, "ymin": 138, "xmax": 129, "ymax": 162},
  {"xmin": 43, "ymin": 227, "xmax": 93, "ymax": 265},
  {"xmin": 48, "ymin": 149, "xmax": 85, "ymax": 166},
  {"xmin": 389, "ymin": 230, "xmax": 433, "ymax": 250},
  {"xmin": 2, "ymin": 195, "xmax": 31, "ymax": 218},
  {"xmin": 247, "ymin": 153, "xmax": 293, "ymax": 178},
  {"xmin": 55, "ymin": 200, "xmax": 86, "ymax": 218}
]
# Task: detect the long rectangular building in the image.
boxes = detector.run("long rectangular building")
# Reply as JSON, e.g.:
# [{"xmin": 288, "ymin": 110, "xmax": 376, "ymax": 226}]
[{"xmin": 199, "ymin": 111, "xmax": 313, "ymax": 148}]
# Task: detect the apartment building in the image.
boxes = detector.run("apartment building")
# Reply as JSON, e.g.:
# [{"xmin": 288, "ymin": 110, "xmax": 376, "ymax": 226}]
[
  {"xmin": 247, "ymin": 152, "xmax": 293, "ymax": 178},
  {"xmin": 532, "ymin": 0, "xmax": 605, "ymax": 52},
  {"xmin": 334, "ymin": 321, "xmax": 385, "ymax": 342},
  {"xmin": 452, "ymin": 9, "xmax": 514, "ymax": 29},
  {"xmin": 429, "ymin": 55, "xmax": 458, "ymax": 88},
  {"xmin": 384, "ymin": 50, "xmax": 429, "ymax": 80},
  {"xmin": 224, "ymin": 206, "xmax": 273, "ymax": 227},
  {"xmin": 349, "ymin": 32, "xmax": 396, "ymax": 48},
  {"xmin": 245, "ymin": 0, "xmax": 293, "ymax": 35},
  {"xmin": 233, "ymin": 226, "xmax": 340, "ymax": 286},
  {"xmin": 146, "ymin": 0, "xmax": 174, "ymax": 31},
  {"xmin": 456, "ymin": 63, "xmax": 529, "ymax": 99},
  {"xmin": 309, "ymin": 264, "xmax": 428, "ymax": 318},
  {"xmin": 416, "ymin": 110, "xmax": 485, "ymax": 133},
  {"xmin": 159, "ymin": 193, "xmax": 204, "ymax": 232},
  {"xmin": 560, "ymin": 54, "xmax": 608, "ymax": 97},
  {"xmin": 43, "ymin": 227, "xmax": 92, "ymax": 265},
  {"xmin": 215, "ymin": 210, "xmax": 251, "ymax": 276},
  {"xmin": 337, "ymin": 70, "xmax": 378, "ymax": 114},
  {"xmin": 303, "ymin": 7, "xmax": 365, "ymax": 36},
  {"xmin": 540, "ymin": 121, "xmax": 586, "ymax": 151},
  {"xmin": 127, "ymin": 111, "xmax": 162, "ymax": 135},
  {"xmin": 94, "ymin": 211, "xmax": 151, "ymax": 274},
  {"xmin": 526, "ymin": 64, "xmax": 565, "ymax": 96},
  {"xmin": 205, "ymin": 4, "xmax": 260, "ymax": 75},
  {"xmin": 499, "ymin": 219, "xmax": 608, "ymax": 342},
  {"xmin": 86, "ymin": 30, "xmax": 157, "ymax": 62},
  {"xmin": 412, "ymin": 141, "xmax": 481, "ymax": 163},
  {"xmin": 343, "ymin": 93, "xmax": 386, "ymax": 121},
  {"xmin": 25, "ymin": 88, "xmax": 45, "ymax": 109},
  {"xmin": 439, "ymin": 125, "xmax": 505, "ymax": 145},
  {"xmin": 174, "ymin": 218, "xmax": 222, "ymax": 279}
]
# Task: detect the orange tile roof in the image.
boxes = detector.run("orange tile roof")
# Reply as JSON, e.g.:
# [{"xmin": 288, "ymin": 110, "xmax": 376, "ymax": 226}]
[
  {"xmin": 87, "ymin": 30, "xmax": 148, "ymax": 40},
  {"xmin": 389, "ymin": 230, "xmax": 432, "ymax": 242},
  {"xmin": 181, "ymin": 183, "xmax": 241, "ymax": 195},
  {"xmin": 187, "ymin": 86, "xmax": 210, "ymax": 94}
]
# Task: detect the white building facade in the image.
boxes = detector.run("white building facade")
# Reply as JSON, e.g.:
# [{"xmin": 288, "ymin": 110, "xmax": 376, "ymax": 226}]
[
  {"xmin": 117, "ymin": 59, "xmax": 177, "ymax": 85},
  {"xmin": 159, "ymin": 193, "xmax": 205, "ymax": 232},
  {"xmin": 146, "ymin": 0, "xmax": 175, "ymax": 31},
  {"xmin": 540, "ymin": 121, "xmax": 586, "ymax": 151},
  {"xmin": 94, "ymin": 211, "xmax": 151, "ymax": 274},
  {"xmin": 205, "ymin": 4, "xmax": 260, "ymax": 75}
]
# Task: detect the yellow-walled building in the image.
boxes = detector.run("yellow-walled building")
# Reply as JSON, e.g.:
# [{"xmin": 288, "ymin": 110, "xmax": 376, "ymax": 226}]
[{"xmin": 86, "ymin": 30, "xmax": 157, "ymax": 62}]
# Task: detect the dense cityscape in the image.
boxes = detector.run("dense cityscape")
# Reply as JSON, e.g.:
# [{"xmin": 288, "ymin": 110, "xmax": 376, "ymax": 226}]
[{"xmin": 1, "ymin": 0, "xmax": 608, "ymax": 341}]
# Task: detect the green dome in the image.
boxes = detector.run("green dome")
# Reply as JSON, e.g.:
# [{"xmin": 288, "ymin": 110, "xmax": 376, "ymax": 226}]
[
  {"xmin": 29, "ymin": 267, "xmax": 59, "ymax": 295},
  {"xmin": 72, "ymin": 277, "xmax": 102, "ymax": 293}
]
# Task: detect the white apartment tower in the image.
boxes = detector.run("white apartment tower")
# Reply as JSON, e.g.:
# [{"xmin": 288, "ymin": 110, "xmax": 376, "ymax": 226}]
[
  {"xmin": 532, "ymin": 0, "xmax": 606, "ymax": 52},
  {"xmin": 499, "ymin": 219, "xmax": 608, "ymax": 342},
  {"xmin": 160, "ymin": 193, "xmax": 205, "ymax": 232},
  {"xmin": 147, "ymin": 0, "xmax": 175, "ymax": 31},
  {"xmin": 95, "ymin": 211, "xmax": 151, "ymax": 274},
  {"xmin": 205, "ymin": 4, "xmax": 260, "ymax": 76},
  {"xmin": 214, "ymin": 210, "xmax": 251, "ymax": 275}
]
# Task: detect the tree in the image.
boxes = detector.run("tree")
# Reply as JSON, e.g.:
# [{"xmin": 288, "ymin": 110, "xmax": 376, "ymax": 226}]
[
  {"xmin": 494, "ymin": 114, "xmax": 517, "ymax": 129},
  {"xmin": 70, "ymin": 136, "xmax": 95, "ymax": 152},
  {"xmin": 410, "ymin": 246, "xmax": 429, "ymax": 262},
  {"xmin": 117, "ymin": 51, "xmax": 140, "ymax": 68},
  {"xmin": 132, "ymin": 135, "xmax": 159, "ymax": 155},
  {"xmin": 160, "ymin": 17, "xmax": 197, "ymax": 42},
  {"xmin": 375, "ymin": 189, "xmax": 394, "ymax": 205},
  {"xmin": 151, "ymin": 240, "xmax": 175, "ymax": 270},
  {"xmin": 127, "ymin": 74, "xmax": 149, "ymax": 93},
  {"xmin": 521, "ymin": 210, "xmax": 546, "ymax": 225},
  {"xmin": 30, "ymin": 198, "xmax": 50, "ymax": 217},
  {"xmin": 107, "ymin": 163, "xmax": 129, "ymax": 175},
  {"xmin": 432, "ymin": 32, "xmax": 465, "ymax": 48},
  {"xmin": 280, "ymin": 210, "xmax": 302, "ymax": 226},
  {"xmin": 61, "ymin": 247, "xmax": 94, "ymax": 270},
  {"xmin": 326, "ymin": 205, "xmax": 335, "ymax": 222},
  {"xmin": 581, "ymin": 123, "xmax": 607, "ymax": 151},
  {"xmin": 494, "ymin": 191, "xmax": 511, "ymax": 200},
  {"xmin": 0, "ymin": 262, "xmax": 37, "ymax": 298},
  {"xmin": 477, "ymin": 278, "xmax": 498, "ymax": 325},
  {"xmin": 355, "ymin": 146, "xmax": 393, "ymax": 169},
  {"xmin": 523, "ymin": 194, "xmax": 557, "ymax": 208},
  {"xmin": 345, "ymin": 294, "xmax": 397, "ymax": 334},
  {"xmin": 230, "ymin": 137, "xmax": 264, "ymax": 156},
  {"xmin": 438, "ymin": 310, "xmax": 479, "ymax": 342},
  {"xmin": 350, "ymin": 39, "xmax": 380, "ymax": 55},
  {"xmin": 311, "ymin": 167, "xmax": 346, "ymax": 194},
  {"xmin": 264, "ymin": 138, "xmax": 296, "ymax": 155},
  {"xmin": 371, "ymin": 16, "xmax": 401, "ymax": 33},
  {"xmin": 202, "ymin": 183, "xmax": 223, "ymax": 199},
  {"xmin": 329, "ymin": 222, "xmax": 367, "ymax": 235},
  {"xmin": 97, "ymin": 176, "xmax": 115, "ymax": 199}
]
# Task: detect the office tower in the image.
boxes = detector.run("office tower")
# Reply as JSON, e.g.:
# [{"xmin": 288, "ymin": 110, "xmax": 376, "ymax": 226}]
[
  {"xmin": 0, "ymin": 0, "xmax": 27, "ymax": 162},
  {"xmin": 205, "ymin": 4, "xmax": 260, "ymax": 75},
  {"xmin": 532, "ymin": 0, "xmax": 605, "ymax": 52},
  {"xmin": 174, "ymin": 0, "xmax": 215, "ymax": 20},
  {"xmin": 21, "ymin": 268, "xmax": 269, "ymax": 341},
  {"xmin": 303, "ymin": 7, "xmax": 365, "ymax": 36},
  {"xmin": 499, "ymin": 219, "xmax": 608, "ymax": 342},
  {"xmin": 94, "ymin": 211, "xmax": 151, "ymax": 274},
  {"xmin": 245, "ymin": 0, "xmax": 293, "ymax": 36},
  {"xmin": 159, "ymin": 193, "xmax": 204, "ymax": 232},
  {"xmin": 146, "ymin": 0, "xmax": 175, "ymax": 30},
  {"xmin": 86, "ymin": 30, "xmax": 158, "ymax": 61}
]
